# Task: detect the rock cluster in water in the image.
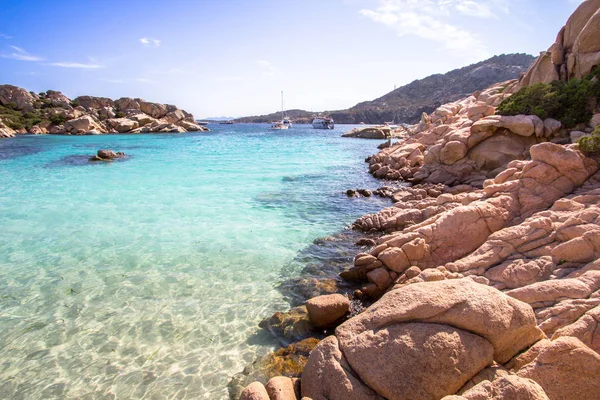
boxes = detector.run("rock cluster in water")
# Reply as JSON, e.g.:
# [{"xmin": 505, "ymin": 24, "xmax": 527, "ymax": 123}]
[
  {"xmin": 0, "ymin": 86, "xmax": 208, "ymax": 136},
  {"xmin": 89, "ymin": 149, "xmax": 126, "ymax": 162},
  {"xmin": 237, "ymin": 2, "xmax": 600, "ymax": 399}
]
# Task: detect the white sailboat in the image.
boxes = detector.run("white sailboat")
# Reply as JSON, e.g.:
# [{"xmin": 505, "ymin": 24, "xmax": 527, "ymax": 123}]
[{"xmin": 270, "ymin": 91, "xmax": 291, "ymax": 130}]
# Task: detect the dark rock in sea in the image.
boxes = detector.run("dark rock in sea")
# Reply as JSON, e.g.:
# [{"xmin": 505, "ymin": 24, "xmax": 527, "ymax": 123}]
[
  {"xmin": 358, "ymin": 189, "xmax": 372, "ymax": 197},
  {"xmin": 278, "ymin": 230, "xmax": 381, "ymax": 307},
  {"xmin": 259, "ymin": 306, "xmax": 318, "ymax": 345},
  {"xmin": 354, "ymin": 238, "xmax": 377, "ymax": 247},
  {"xmin": 346, "ymin": 189, "xmax": 357, "ymax": 197},
  {"xmin": 378, "ymin": 140, "xmax": 392, "ymax": 149},
  {"xmin": 89, "ymin": 149, "xmax": 126, "ymax": 162}
]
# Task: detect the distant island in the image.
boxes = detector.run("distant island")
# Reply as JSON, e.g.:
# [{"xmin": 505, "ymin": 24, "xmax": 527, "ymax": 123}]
[{"xmin": 234, "ymin": 53, "xmax": 535, "ymax": 125}]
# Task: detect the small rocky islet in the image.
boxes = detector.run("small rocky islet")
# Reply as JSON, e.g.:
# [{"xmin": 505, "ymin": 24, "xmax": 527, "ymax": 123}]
[
  {"xmin": 237, "ymin": 2, "xmax": 600, "ymax": 400},
  {"xmin": 0, "ymin": 87, "xmax": 208, "ymax": 138}
]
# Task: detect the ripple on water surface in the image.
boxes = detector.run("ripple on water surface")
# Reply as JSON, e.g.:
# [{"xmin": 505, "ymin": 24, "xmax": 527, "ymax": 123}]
[{"xmin": 0, "ymin": 126, "xmax": 389, "ymax": 399}]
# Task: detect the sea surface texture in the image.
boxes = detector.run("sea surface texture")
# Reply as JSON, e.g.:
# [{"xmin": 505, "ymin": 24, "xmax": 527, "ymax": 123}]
[{"xmin": 0, "ymin": 124, "xmax": 388, "ymax": 399}]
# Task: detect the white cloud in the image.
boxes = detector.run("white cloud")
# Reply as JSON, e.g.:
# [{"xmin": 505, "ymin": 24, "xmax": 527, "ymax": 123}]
[
  {"xmin": 453, "ymin": 1, "xmax": 494, "ymax": 18},
  {"xmin": 136, "ymin": 78, "xmax": 156, "ymax": 83},
  {"xmin": 140, "ymin": 37, "xmax": 161, "ymax": 47},
  {"xmin": 359, "ymin": 0, "xmax": 509, "ymax": 57},
  {"xmin": 47, "ymin": 62, "xmax": 103, "ymax": 69},
  {"xmin": 1, "ymin": 45, "xmax": 44, "ymax": 61},
  {"xmin": 0, "ymin": 33, "xmax": 12, "ymax": 39},
  {"xmin": 257, "ymin": 60, "xmax": 278, "ymax": 76}
]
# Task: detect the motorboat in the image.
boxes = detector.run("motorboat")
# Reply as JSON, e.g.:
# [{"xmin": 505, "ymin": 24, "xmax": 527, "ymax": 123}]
[{"xmin": 312, "ymin": 117, "xmax": 334, "ymax": 129}]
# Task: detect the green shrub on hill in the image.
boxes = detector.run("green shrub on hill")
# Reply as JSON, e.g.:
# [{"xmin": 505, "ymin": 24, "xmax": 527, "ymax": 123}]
[
  {"xmin": 0, "ymin": 104, "xmax": 49, "ymax": 131},
  {"xmin": 578, "ymin": 125, "xmax": 600, "ymax": 155},
  {"xmin": 49, "ymin": 114, "xmax": 68, "ymax": 126},
  {"xmin": 497, "ymin": 67, "xmax": 600, "ymax": 128}
]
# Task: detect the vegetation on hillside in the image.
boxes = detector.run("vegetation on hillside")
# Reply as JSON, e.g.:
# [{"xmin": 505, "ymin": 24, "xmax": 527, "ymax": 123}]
[
  {"xmin": 497, "ymin": 67, "xmax": 600, "ymax": 128},
  {"xmin": 234, "ymin": 109, "xmax": 315, "ymax": 124},
  {"xmin": 578, "ymin": 125, "xmax": 600, "ymax": 155},
  {"xmin": 0, "ymin": 97, "xmax": 70, "ymax": 130},
  {"xmin": 330, "ymin": 53, "xmax": 535, "ymax": 124}
]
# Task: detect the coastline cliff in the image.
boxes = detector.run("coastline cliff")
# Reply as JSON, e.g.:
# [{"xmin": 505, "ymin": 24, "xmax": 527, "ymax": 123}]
[
  {"xmin": 0, "ymin": 86, "xmax": 208, "ymax": 137},
  {"xmin": 236, "ymin": 1, "xmax": 600, "ymax": 399}
]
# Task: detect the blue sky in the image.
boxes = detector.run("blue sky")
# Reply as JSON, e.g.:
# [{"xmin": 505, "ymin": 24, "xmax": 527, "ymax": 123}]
[{"xmin": 0, "ymin": 0, "xmax": 586, "ymax": 118}]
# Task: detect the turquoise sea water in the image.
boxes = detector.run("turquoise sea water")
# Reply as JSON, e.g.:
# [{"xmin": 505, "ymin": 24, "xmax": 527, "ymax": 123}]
[{"xmin": 0, "ymin": 124, "xmax": 388, "ymax": 399}]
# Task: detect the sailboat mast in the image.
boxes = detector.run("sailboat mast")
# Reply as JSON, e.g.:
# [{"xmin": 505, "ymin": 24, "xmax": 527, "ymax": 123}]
[{"xmin": 281, "ymin": 91, "xmax": 284, "ymax": 120}]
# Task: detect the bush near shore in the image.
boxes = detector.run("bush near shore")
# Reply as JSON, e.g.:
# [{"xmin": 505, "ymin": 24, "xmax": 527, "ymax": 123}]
[{"xmin": 497, "ymin": 66, "xmax": 600, "ymax": 128}]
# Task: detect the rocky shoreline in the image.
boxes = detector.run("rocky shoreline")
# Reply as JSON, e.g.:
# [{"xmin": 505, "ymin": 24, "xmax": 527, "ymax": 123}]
[
  {"xmin": 0, "ymin": 86, "xmax": 208, "ymax": 138},
  {"xmin": 236, "ymin": 2, "xmax": 600, "ymax": 399}
]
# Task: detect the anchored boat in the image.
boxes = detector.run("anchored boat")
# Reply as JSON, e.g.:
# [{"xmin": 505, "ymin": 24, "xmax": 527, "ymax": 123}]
[
  {"xmin": 270, "ymin": 91, "xmax": 291, "ymax": 130},
  {"xmin": 312, "ymin": 117, "xmax": 334, "ymax": 129}
]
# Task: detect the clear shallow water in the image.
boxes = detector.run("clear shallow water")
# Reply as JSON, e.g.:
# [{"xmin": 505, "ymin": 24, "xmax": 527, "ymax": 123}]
[{"xmin": 0, "ymin": 124, "xmax": 388, "ymax": 399}]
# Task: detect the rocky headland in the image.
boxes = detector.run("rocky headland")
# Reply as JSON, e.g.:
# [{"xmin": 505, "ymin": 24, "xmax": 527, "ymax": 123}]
[
  {"xmin": 236, "ymin": 1, "xmax": 600, "ymax": 399},
  {"xmin": 0, "ymin": 86, "xmax": 208, "ymax": 138}
]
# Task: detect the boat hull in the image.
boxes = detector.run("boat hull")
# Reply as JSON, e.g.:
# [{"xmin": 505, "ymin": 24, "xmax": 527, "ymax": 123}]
[{"xmin": 312, "ymin": 118, "xmax": 334, "ymax": 129}]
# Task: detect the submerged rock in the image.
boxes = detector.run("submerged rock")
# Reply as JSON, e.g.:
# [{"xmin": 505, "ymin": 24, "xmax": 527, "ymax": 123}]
[
  {"xmin": 259, "ymin": 306, "xmax": 317, "ymax": 344},
  {"xmin": 228, "ymin": 338, "xmax": 320, "ymax": 400}
]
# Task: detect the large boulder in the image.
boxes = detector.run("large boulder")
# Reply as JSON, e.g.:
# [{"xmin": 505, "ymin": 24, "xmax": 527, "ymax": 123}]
[
  {"xmin": 0, "ymin": 84, "xmax": 37, "ymax": 111},
  {"xmin": 239, "ymin": 382, "xmax": 270, "ymax": 400},
  {"xmin": 442, "ymin": 375, "xmax": 549, "ymax": 400},
  {"xmin": 337, "ymin": 280, "xmax": 542, "ymax": 366},
  {"xmin": 0, "ymin": 119, "xmax": 16, "ymax": 138},
  {"xmin": 139, "ymin": 100, "xmax": 168, "ymax": 119},
  {"xmin": 517, "ymin": 0, "xmax": 600, "ymax": 83},
  {"xmin": 563, "ymin": 0, "xmax": 600, "ymax": 50},
  {"xmin": 336, "ymin": 322, "xmax": 494, "ymax": 400},
  {"xmin": 300, "ymin": 280, "xmax": 542, "ymax": 400},
  {"xmin": 342, "ymin": 126, "xmax": 393, "ymax": 139},
  {"xmin": 472, "ymin": 115, "xmax": 544, "ymax": 137},
  {"xmin": 265, "ymin": 376, "xmax": 297, "ymax": 400},
  {"xmin": 106, "ymin": 118, "xmax": 139, "ymax": 133},
  {"xmin": 552, "ymin": 305, "xmax": 600, "ymax": 352},
  {"xmin": 301, "ymin": 336, "xmax": 383, "ymax": 400},
  {"xmin": 164, "ymin": 109, "xmax": 186, "ymax": 124},
  {"xmin": 73, "ymin": 95, "xmax": 114, "ymax": 111},
  {"xmin": 129, "ymin": 114, "xmax": 156, "ymax": 126},
  {"xmin": 178, "ymin": 120, "xmax": 204, "ymax": 132},
  {"xmin": 439, "ymin": 141, "xmax": 468, "ymax": 165},
  {"xmin": 44, "ymin": 90, "xmax": 72, "ymax": 108},
  {"xmin": 64, "ymin": 115, "xmax": 102, "ymax": 134},
  {"xmin": 114, "ymin": 97, "xmax": 141, "ymax": 112},
  {"xmin": 514, "ymin": 337, "xmax": 600, "ymax": 400},
  {"xmin": 305, "ymin": 294, "xmax": 350, "ymax": 328}
]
